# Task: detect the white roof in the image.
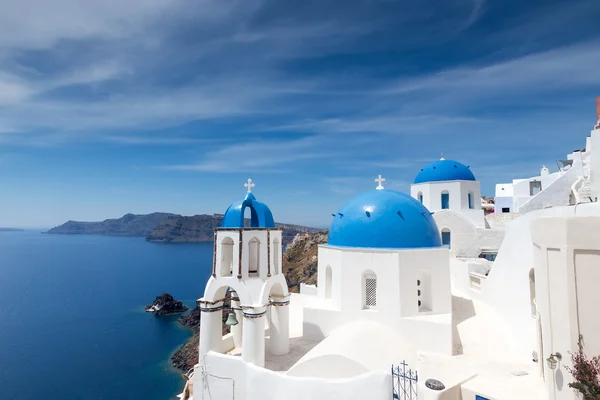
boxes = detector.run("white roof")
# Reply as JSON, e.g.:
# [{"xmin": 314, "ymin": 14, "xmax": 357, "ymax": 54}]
[
  {"xmin": 287, "ymin": 320, "xmax": 416, "ymax": 378},
  {"xmin": 495, "ymin": 183, "xmax": 513, "ymax": 197}
]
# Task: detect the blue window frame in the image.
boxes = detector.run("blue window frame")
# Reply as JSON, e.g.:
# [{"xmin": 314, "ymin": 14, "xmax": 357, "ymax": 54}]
[
  {"xmin": 468, "ymin": 193, "xmax": 473, "ymax": 209},
  {"xmin": 418, "ymin": 193, "xmax": 423, "ymax": 203},
  {"xmin": 442, "ymin": 231, "xmax": 451, "ymax": 247},
  {"xmin": 441, "ymin": 192, "xmax": 449, "ymax": 209}
]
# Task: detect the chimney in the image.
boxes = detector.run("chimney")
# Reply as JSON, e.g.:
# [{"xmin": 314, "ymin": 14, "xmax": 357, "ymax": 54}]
[{"xmin": 596, "ymin": 97, "xmax": 600, "ymax": 129}]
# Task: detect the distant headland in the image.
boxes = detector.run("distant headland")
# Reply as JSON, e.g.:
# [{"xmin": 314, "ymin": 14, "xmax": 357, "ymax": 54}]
[
  {"xmin": 0, "ymin": 228, "xmax": 24, "ymax": 232},
  {"xmin": 45, "ymin": 213, "xmax": 320, "ymax": 244}
]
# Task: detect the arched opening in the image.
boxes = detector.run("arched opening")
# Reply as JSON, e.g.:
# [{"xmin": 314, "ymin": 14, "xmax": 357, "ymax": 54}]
[
  {"xmin": 244, "ymin": 206, "xmax": 251, "ymax": 227},
  {"xmin": 417, "ymin": 191, "xmax": 423, "ymax": 204},
  {"xmin": 220, "ymin": 237, "xmax": 234, "ymax": 277},
  {"xmin": 248, "ymin": 237, "xmax": 260, "ymax": 275},
  {"xmin": 272, "ymin": 238, "xmax": 280, "ymax": 275},
  {"xmin": 362, "ymin": 270, "xmax": 377, "ymax": 309},
  {"xmin": 325, "ymin": 265, "xmax": 332, "ymax": 299},
  {"xmin": 200, "ymin": 285, "xmax": 239, "ymax": 357},
  {"xmin": 441, "ymin": 228, "xmax": 451, "ymax": 248},
  {"xmin": 529, "ymin": 268, "xmax": 536, "ymax": 317},
  {"xmin": 441, "ymin": 190, "xmax": 450, "ymax": 209},
  {"xmin": 468, "ymin": 192, "xmax": 474, "ymax": 209}
]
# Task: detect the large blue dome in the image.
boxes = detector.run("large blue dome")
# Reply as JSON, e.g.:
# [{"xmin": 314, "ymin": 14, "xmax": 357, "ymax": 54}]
[
  {"xmin": 221, "ymin": 193, "xmax": 275, "ymax": 228},
  {"xmin": 414, "ymin": 159, "xmax": 475, "ymax": 184},
  {"xmin": 328, "ymin": 189, "xmax": 441, "ymax": 249}
]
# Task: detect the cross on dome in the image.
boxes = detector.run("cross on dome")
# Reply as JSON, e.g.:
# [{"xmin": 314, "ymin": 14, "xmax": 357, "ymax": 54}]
[
  {"xmin": 244, "ymin": 178, "xmax": 255, "ymax": 193},
  {"xmin": 375, "ymin": 174, "xmax": 386, "ymax": 190},
  {"xmin": 440, "ymin": 153, "xmax": 445, "ymax": 160}
]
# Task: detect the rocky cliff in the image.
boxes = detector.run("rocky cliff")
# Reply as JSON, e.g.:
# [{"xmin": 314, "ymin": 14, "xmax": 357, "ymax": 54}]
[
  {"xmin": 283, "ymin": 231, "xmax": 328, "ymax": 293},
  {"xmin": 46, "ymin": 213, "xmax": 176, "ymax": 236},
  {"xmin": 47, "ymin": 212, "xmax": 319, "ymax": 245},
  {"xmin": 170, "ymin": 230, "xmax": 328, "ymax": 371}
]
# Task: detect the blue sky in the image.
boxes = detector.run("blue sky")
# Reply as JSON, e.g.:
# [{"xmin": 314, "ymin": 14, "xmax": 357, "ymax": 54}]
[{"xmin": 1, "ymin": 0, "xmax": 600, "ymax": 228}]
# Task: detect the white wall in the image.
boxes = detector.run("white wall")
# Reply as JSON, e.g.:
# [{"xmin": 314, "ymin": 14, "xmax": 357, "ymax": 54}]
[
  {"xmin": 479, "ymin": 202, "xmax": 600, "ymax": 365},
  {"xmin": 411, "ymin": 181, "xmax": 484, "ymax": 227},
  {"xmin": 305, "ymin": 245, "xmax": 453, "ymax": 355},
  {"xmin": 433, "ymin": 211, "xmax": 504, "ymax": 258},
  {"xmin": 532, "ymin": 216, "xmax": 600, "ymax": 400},
  {"xmin": 494, "ymin": 196, "xmax": 513, "ymax": 213},
  {"xmin": 196, "ymin": 352, "xmax": 392, "ymax": 400}
]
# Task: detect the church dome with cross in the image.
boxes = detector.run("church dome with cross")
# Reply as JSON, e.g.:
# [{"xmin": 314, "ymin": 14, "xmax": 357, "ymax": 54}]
[
  {"xmin": 328, "ymin": 176, "xmax": 442, "ymax": 249},
  {"xmin": 414, "ymin": 157, "xmax": 475, "ymax": 184},
  {"xmin": 221, "ymin": 179, "xmax": 275, "ymax": 228}
]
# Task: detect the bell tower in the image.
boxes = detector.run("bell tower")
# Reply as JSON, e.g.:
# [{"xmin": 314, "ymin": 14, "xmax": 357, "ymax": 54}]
[{"xmin": 199, "ymin": 179, "xmax": 290, "ymax": 368}]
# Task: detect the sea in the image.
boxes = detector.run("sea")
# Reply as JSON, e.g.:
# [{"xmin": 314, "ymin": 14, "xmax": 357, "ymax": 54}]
[{"xmin": 0, "ymin": 230, "xmax": 213, "ymax": 400}]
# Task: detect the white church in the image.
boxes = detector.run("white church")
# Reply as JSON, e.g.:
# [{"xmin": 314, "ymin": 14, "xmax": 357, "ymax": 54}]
[{"xmin": 179, "ymin": 99, "xmax": 600, "ymax": 400}]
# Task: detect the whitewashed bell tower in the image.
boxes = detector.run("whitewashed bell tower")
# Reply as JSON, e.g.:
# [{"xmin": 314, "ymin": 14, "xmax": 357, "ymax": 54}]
[{"xmin": 198, "ymin": 179, "xmax": 290, "ymax": 367}]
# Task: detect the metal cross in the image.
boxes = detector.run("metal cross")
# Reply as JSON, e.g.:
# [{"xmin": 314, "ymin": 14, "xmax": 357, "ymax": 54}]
[
  {"xmin": 244, "ymin": 178, "xmax": 255, "ymax": 193},
  {"xmin": 375, "ymin": 174, "xmax": 385, "ymax": 190}
]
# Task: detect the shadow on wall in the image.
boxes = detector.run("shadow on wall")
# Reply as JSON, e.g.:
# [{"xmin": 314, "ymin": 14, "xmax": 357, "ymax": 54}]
[
  {"xmin": 452, "ymin": 295, "xmax": 476, "ymax": 356},
  {"xmin": 265, "ymin": 337, "xmax": 319, "ymax": 372},
  {"xmin": 303, "ymin": 321, "xmax": 327, "ymax": 341}
]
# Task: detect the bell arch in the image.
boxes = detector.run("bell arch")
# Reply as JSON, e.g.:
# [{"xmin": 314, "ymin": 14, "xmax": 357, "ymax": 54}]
[{"xmin": 272, "ymin": 238, "xmax": 281, "ymax": 275}]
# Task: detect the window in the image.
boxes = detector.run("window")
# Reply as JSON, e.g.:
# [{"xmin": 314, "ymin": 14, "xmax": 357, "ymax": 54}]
[
  {"xmin": 478, "ymin": 252, "xmax": 497, "ymax": 262},
  {"xmin": 468, "ymin": 192, "xmax": 473, "ymax": 209},
  {"xmin": 441, "ymin": 191, "xmax": 450, "ymax": 209},
  {"xmin": 363, "ymin": 271, "xmax": 377, "ymax": 309},
  {"xmin": 502, "ymin": 207, "xmax": 510, "ymax": 213},
  {"xmin": 248, "ymin": 237, "xmax": 260, "ymax": 274},
  {"xmin": 417, "ymin": 192, "xmax": 423, "ymax": 204},
  {"xmin": 530, "ymin": 181, "xmax": 542, "ymax": 196},
  {"xmin": 441, "ymin": 228, "xmax": 451, "ymax": 248},
  {"xmin": 220, "ymin": 237, "xmax": 234, "ymax": 277},
  {"xmin": 272, "ymin": 238, "xmax": 280, "ymax": 274},
  {"xmin": 325, "ymin": 265, "xmax": 332, "ymax": 299}
]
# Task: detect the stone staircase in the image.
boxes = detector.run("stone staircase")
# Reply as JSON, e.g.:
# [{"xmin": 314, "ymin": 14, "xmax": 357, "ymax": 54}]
[{"xmin": 577, "ymin": 157, "xmax": 594, "ymax": 203}]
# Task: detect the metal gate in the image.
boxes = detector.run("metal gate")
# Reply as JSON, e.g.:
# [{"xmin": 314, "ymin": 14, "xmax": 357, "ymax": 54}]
[{"xmin": 392, "ymin": 361, "xmax": 418, "ymax": 400}]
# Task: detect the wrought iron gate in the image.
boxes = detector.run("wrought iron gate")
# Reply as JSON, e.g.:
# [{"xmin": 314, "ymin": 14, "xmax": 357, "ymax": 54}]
[{"xmin": 392, "ymin": 361, "xmax": 418, "ymax": 400}]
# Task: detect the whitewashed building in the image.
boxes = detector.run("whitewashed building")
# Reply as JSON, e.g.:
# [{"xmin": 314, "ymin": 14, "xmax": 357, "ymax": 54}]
[
  {"xmin": 410, "ymin": 157, "xmax": 504, "ymax": 259},
  {"xmin": 180, "ymin": 98, "xmax": 600, "ymax": 400}
]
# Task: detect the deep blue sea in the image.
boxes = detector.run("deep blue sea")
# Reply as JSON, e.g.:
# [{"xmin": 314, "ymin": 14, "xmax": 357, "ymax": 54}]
[{"xmin": 0, "ymin": 230, "xmax": 213, "ymax": 400}]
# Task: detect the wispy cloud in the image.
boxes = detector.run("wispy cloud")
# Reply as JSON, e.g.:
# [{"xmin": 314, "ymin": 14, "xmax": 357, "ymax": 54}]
[{"xmin": 166, "ymin": 136, "xmax": 332, "ymax": 172}]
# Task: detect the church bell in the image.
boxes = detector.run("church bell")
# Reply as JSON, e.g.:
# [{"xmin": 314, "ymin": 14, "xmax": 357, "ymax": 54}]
[{"xmin": 225, "ymin": 310, "xmax": 239, "ymax": 326}]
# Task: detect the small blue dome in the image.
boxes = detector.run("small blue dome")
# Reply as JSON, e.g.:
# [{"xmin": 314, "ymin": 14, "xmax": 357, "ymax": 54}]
[
  {"xmin": 221, "ymin": 193, "xmax": 275, "ymax": 228},
  {"xmin": 328, "ymin": 190, "xmax": 441, "ymax": 249},
  {"xmin": 414, "ymin": 159, "xmax": 475, "ymax": 184}
]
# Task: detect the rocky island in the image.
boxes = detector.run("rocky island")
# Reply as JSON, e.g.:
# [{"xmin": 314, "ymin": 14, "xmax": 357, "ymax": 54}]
[
  {"xmin": 146, "ymin": 293, "xmax": 189, "ymax": 315},
  {"xmin": 47, "ymin": 213, "xmax": 320, "ymax": 245},
  {"xmin": 170, "ymin": 230, "xmax": 328, "ymax": 371},
  {"xmin": 0, "ymin": 228, "xmax": 24, "ymax": 232}
]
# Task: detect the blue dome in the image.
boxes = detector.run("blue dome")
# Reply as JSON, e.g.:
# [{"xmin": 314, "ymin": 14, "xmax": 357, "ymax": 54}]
[
  {"xmin": 328, "ymin": 189, "xmax": 441, "ymax": 249},
  {"xmin": 221, "ymin": 193, "xmax": 275, "ymax": 228},
  {"xmin": 414, "ymin": 159, "xmax": 475, "ymax": 184}
]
